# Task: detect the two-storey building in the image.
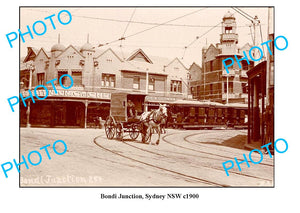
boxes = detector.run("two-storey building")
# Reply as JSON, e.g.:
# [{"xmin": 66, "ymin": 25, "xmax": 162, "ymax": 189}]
[
  {"xmin": 190, "ymin": 11, "xmax": 254, "ymax": 103},
  {"xmin": 20, "ymin": 40, "xmax": 189, "ymax": 128}
]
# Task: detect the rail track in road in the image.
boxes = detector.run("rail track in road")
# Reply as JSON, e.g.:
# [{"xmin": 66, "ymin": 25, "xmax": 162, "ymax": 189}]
[
  {"xmin": 162, "ymin": 131, "xmax": 273, "ymax": 168},
  {"xmin": 94, "ymin": 130, "xmax": 273, "ymax": 186},
  {"xmin": 93, "ymin": 134, "xmax": 228, "ymax": 187},
  {"xmin": 161, "ymin": 132, "xmax": 273, "ymax": 181}
]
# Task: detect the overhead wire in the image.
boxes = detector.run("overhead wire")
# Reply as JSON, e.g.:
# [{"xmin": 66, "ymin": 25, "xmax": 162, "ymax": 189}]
[
  {"xmin": 120, "ymin": 8, "xmax": 136, "ymax": 60},
  {"xmin": 231, "ymin": 7, "xmax": 254, "ymax": 23},
  {"xmin": 181, "ymin": 21, "xmax": 222, "ymax": 59},
  {"xmin": 233, "ymin": 7, "xmax": 255, "ymax": 21},
  {"xmin": 71, "ymin": 14, "xmax": 255, "ymax": 28},
  {"xmin": 98, "ymin": 8, "xmax": 206, "ymax": 47},
  {"xmin": 23, "ymin": 8, "xmax": 260, "ymax": 66},
  {"xmin": 233, "ymin": 7, "xmax": 267, "ymax": 60}
]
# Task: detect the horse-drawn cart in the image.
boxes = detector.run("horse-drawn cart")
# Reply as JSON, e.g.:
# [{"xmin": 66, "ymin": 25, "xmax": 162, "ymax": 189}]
[{"xmin": 104, "ymin": 92, "xmax": 149, "ymax": 141}]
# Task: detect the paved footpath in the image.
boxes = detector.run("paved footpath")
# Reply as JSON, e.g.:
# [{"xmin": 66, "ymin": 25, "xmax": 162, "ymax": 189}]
[{"xmin": 20, "ymin": 128, "xmax": 273, "ymax": 187}]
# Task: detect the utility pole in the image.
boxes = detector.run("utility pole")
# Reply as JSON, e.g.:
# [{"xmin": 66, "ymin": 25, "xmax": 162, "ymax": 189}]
[
  {"xmin": 26, "ymin": 61, "xmax": 34, "ymax": 128},
  {"xmin": 226, "ymin": 74, "xmax": 229, "ymax": 104},
  {"xmin": 252, "ymin": 15, "xmax": 260, "ymax": 66},
  {"xmin": 145, "ymin": 68, "xmax": 149, "ymax": 112}
]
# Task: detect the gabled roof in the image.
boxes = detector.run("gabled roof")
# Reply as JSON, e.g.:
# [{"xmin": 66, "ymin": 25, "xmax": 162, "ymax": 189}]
[
  {"xmin": 126, "ymin": 48, "xmax": 153, "ymax": 64},
  {"xmin": 56, "ymin": 45, "xmax": 84, "ymax": 59},
  {"xmin": 23, "ymin": 47, "xmax": 39, "ymax": 62},
  {"xmin": 189, "ymin": 62, "xmax": 202, "ymax": 70},
  {"xmin": 35, "ymin": 48, "xmax": 50, "ymax": 60},
  {"xmin": 95, "ymin": 48, "xmax": 123, "ymax": 62},
  {"xmin": 165, "ymin": 57, "xmax": 188, "ymax": 70},
  {"xmin": 207, "ymin": 43, "xmax": 218, "ymax": 51},
  {"xmin": 204, "ymin": 43, "xmax": 220, "ymax": 60}
]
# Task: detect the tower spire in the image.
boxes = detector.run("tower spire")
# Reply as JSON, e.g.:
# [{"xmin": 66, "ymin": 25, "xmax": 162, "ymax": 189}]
[
  {"xmin": 87, "ymin": 34, "xmax": 89, "ymax": 43},
  {"xmin": 58, "ymin": 34, "xmax": 60, "ymax": 44}
]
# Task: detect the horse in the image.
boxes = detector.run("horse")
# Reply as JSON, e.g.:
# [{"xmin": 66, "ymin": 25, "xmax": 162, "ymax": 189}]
[{"xmin": 140, "ymin": 104, "xmax": 167, "ymax": 145}]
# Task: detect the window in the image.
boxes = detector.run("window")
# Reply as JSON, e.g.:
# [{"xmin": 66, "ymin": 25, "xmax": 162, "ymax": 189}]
[
  {"xmin": 133, "ymin": 76, "xmax": 140, "ymax": 89},
  {"xmin": 242, "ymin": 61, "xmax": 248, "ymax": 70},
  {"xmin": 225, "ymin": 26, "xmax": 233, "ymax": 33},
  {"xmin": 101, "ymin": 74, "xmax": 115, "ymax": 88},
  {"xmin": 242, "ymin": 83, "xmax": 247, "ymax": 93},
  {"xmin": 170, "ymin": 80, "xmax": 182, "ymax": 93},
  {"xmin": 229, "ymin": 82, "xmax": 233, "ymax": 93},
  {"xmin": 149, "ymin": 77, "xmax": 155, "ymax": 91},
  {"xmin": 58, "ymin": 71, "xmax": 68, "ymax": 85},
  {"xmin": 72, "ymin": 71, "xmax": 82, "ymax": 85},
  {"xmin": 37, "ymin": 73, "xmax": 45, "ymax": 85},
  {"xmin": 224, "ymin": 82, "xmax": 233, "ymax": 93}
]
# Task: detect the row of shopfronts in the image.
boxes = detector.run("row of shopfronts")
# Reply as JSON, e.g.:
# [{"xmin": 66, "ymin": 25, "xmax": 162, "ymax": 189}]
[{"xmin": 20, "ymin": 89, "xmax": 176, "ymax": 128}]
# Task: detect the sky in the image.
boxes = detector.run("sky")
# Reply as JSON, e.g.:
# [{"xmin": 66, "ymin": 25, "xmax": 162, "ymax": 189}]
[{"xmin": 20, "ymin": 7, "xmax": 270, "ymax": 66}]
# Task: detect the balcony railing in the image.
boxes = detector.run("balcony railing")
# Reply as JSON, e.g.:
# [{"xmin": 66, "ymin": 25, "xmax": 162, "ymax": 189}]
[
  {"xmin": 222, "ymin": 93, "xmax": 248, "ymax": 99},
  {"xmin": 221, "ymin": 33, "xmax": 238, "ymax": 41}
]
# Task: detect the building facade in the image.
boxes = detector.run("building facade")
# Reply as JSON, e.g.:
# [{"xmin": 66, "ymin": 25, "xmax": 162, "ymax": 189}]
[
  {"xmin": 20, "ymin": 42, "xmax": 190, "ymax": 128},
  {"xmin": 189, "ymin": 62, "xmax": 202, "ymax": 100},
  {"xmin": 246, "ymin": 7, "xmax": 274, "ymax": 148},
  {"xmin": 191, "ymin": 11, "xmax": 254, "ymax": 103}
]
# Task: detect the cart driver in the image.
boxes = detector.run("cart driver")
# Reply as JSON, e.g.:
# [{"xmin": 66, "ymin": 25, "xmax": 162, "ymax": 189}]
[{"xmin": 128, "ymin": 99, "xmax": 136, "ymax": 118}]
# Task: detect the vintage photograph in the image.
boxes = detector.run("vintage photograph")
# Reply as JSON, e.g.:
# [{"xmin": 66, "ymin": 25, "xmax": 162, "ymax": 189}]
[{"xmin": 19, "ymin": 7, "xmax": 274, "ymax": 187}]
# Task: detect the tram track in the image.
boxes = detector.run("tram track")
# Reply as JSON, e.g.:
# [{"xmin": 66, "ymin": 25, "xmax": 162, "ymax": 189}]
[
  {"xmin": 120, "ymin": 137, "xmax": 272, "ymax": 182},
  {"xmin": 160, "ymin": 132, "xmax": 273, "ymax": 181},
  {"xmin": 183, "ymin": 131, "xmax": 274, "ymax": 167},
  {"xmin": 162, "ymin": 132, "xmax": 273, "ymax": 168},
  {"xmin": 93, "ymin": 135, "xmax": 229, "ymax": 187},
  {"xmin": 94, "ymin": 131, "xmax": 273, "ymax": 185}
]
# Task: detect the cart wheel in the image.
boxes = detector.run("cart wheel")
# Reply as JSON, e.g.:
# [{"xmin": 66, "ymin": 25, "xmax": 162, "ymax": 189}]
[
  {"xmin": 129, "ymin": 123, "xmax": 139, "ymax": 140},
  {"xmin": 104, "ymin": 116, "xmax": 116, "ymax": 140},
  {"xmin": 116, "ymin": 123, "xmax": 124, "ymax": 141}
]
